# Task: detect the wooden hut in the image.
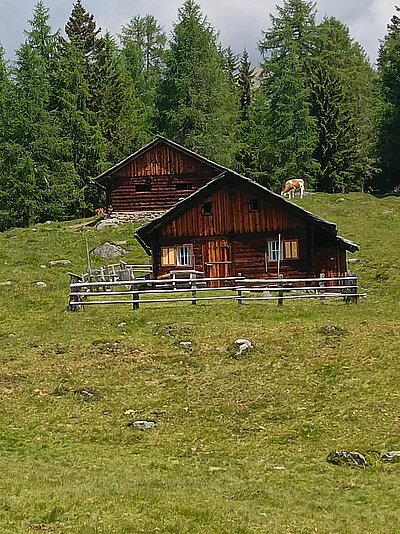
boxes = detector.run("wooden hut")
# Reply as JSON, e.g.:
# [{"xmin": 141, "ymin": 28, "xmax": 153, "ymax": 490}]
[
  {"xmin": 135, "ymin": 170, "xmax": 359, "ymax": 283},
  {"xmin": 93, "ymin": 136, "xmax": 227, "ymax": 217}
]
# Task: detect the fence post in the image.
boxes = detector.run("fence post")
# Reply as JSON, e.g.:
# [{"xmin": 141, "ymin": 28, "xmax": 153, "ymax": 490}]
[
  {"xmin": 344, "ymin": 270, "xmax": 358, "ymax": 304},
  {"xmin": 67, "ymin": 273, "xmax": 84, "ymax": 312},
  {"xmin": 132, "ymin": 287, "xmax": 140, "ymax": 310},
  {"xmin": 319, "ymin": 272, "xmax": 326, "ymax": 304},
  {"xmin": 236, "ymin": 273, "xmax": 243, "ymax": 305},
  {"xmin": 277, "ymin": 273, "xmax": 284, "ymax": 306},
  {"xmin": 191, "ymin": 273, "xmax": 197, "ymax": 305}
]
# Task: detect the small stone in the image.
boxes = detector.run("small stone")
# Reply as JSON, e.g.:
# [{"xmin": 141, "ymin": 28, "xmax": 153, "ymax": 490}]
[
  {"xmin": 36, "ymin": 281, "xmax": 47, "ymax": 288},
  {"xmin": 327, "ymin": 450, "xmax": 367, "ymax": 468},
  {"xmin": 336, "ymin": 197, "xmax": 345, "ymax": 202},
  {"xmin": 96, "ymin": 220, "xmax": 119, "ymax": 230},
  {"xmin": 118, "ymin": 322, "xmax": 127, "ymax": 328},
  {"xmin": 44, "ymin": 220, "xmax": 52, "ymax": 224},
  {"xmin": 179, "ymin": 341, "xmax": 192, "ymax": 348},
  {"xmin": 129, "ymin": 420, "xmax": 156, "ymax": 430},
  {"xmin": 49, "ymin": 259, "xmax": 71, "ymax": 266},
  {"xmin": 40, "ymin": 265, "xmax": 47, "ymax": 269},
  {"xmin": 230, "ymin": 338, "xmax": 254, "ymax": 356},
  {"xmin": 32, "ymin": 228, "xmax": 37, "ymax": 232},
  {"xmin": 381, "ymin": 451, "xmax": 400, "ymax": 463},
  {"xmin": 124, "ymin": 409, "xmax": 136, "ymax": 416}
]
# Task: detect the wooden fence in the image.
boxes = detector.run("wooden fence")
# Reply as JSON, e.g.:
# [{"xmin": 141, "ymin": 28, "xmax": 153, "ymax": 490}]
[{"xmin": 67, "ymin": 273, "xmax": 365, "ymax": 311}]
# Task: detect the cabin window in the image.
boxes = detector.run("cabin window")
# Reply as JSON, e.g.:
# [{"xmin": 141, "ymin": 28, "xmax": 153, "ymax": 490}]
[
  {"xmin": 202, "ymin": 201, "xmax": 212, "ymax": 215},
  {"xmin": 176, "ymin": 183, "xmax": 192, "ymax": 190},
  {"xmin": 267, "ymin": 240, "xmax": 283, "ymax": 262},
  {"xmin": 136, "ymin": 183, "xmax": 152, "ymax": 192},
  {"xmin": 266, "ymin": 239, "xmax": 299, "ymax": 263},
  {"xmin": 284, "ymin": 239, "xmax": 299, "ymax": 260},
  {"xmin": 249, "ymin": 199, "xmax": 259, "ymax": 212},
  {"xmin": 161, "ymin": 247, "xmax": 175, "ymax": 266},
  {"xmin": 176, "ymin": 245, "xmax": 192, "ymax": 266}
]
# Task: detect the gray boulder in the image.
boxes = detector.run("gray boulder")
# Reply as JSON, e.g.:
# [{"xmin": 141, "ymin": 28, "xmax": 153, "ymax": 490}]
[
  {"xmin": 230, "ymin": 338, "xmax": 254, "ymax": 356},
  {"xmin": 327, "ymin": 450, "xmax": 367, "ymax": 468},
  {"xmin": 129, "ymin": 420, "xmax": 156, "ymax": 430},
  {"xmin": 381, "ymin": 451, "xmax": 400, "ymax": 463}
]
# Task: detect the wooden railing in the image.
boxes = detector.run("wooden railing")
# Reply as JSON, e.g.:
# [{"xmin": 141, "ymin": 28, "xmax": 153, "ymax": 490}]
[{"xmin": 67, "ymin": 273, "xmax": 365, "ymax": 310}]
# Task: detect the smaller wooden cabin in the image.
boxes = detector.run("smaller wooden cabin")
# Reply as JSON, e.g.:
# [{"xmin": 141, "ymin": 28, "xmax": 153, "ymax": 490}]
[
  {"xmin": 93, "ymin": 136, "xmax": 227, "ymax": 215},
  {"xmin": 135, "ymin": 171, "xmax": 359, "ymax": 284}
]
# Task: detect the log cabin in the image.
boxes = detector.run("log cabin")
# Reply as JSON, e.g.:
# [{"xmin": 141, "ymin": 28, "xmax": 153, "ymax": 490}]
[
  {"xmin": 93, "ymin": 136, "xmax": 227, "ymax": 218},
  {"xmin": 135, "ymin": 170, "xmax": 359, "ymax": 284}
]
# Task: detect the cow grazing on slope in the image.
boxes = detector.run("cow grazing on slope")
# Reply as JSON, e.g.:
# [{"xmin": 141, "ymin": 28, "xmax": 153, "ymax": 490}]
[{"xmin": 281, "ymin": 179, "xmax": 305, "ymax": 199}]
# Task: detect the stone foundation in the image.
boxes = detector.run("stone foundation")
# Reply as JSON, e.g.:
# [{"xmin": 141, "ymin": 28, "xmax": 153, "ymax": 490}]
[{"xmin": 106, "ymin": 210, "xmax": 166, "ymax": 224}]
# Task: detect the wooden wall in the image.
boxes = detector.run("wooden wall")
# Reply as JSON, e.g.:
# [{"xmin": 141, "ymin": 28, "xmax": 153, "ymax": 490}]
[
  {"xmin": 160, "ymin": 182, "xmax": 306, "ymax": 238},
  {"xmin": 107, "ymin": 143, "xmax": 220, "ymax": 211},
  {"xmin": 153, "ymin": 179, "xmax": 346, "ymax": 282}
]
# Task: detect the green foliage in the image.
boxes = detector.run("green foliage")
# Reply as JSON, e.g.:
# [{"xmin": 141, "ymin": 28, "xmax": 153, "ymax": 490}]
[
  {"xmin": 258, "ymin": 0, "xmax": 319, "ymax": 190},
  {"xmin": 157, "ymin": 0, "xmax": 240, "ymax": 167},
  {"xmin": 377, "ymin": 7, "xmax": 400, "ymax": 192},
  {"xmin": 0, "ymin": 3, "xmax": 80, "ymax": 229},
  {"xmin": 311, "ymin": 18, "xmax": 378, "ymax": 192}
]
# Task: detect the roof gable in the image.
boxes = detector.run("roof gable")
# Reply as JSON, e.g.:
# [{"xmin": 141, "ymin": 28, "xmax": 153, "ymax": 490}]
[
  {"xmin": 93, "ymin": 136, "xmax": 227, "ymax": 186},
  {"xmin": 136, "ymin": 170, "xmax": 359, "ymax": 252}
]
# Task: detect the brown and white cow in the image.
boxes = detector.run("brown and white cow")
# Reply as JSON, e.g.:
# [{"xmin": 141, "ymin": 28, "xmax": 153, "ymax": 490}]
[{"xmin": 281, "ymin": 178, "xmax": 305, "ymax": 199}]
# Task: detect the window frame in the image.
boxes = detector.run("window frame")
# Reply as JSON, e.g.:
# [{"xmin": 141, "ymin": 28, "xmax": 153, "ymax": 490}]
[
  {"xmin": 248, "ymin": 198, "xmax": 259, "ymax": 212},
  {"xmin": 135, "ymin": 183, "xmax": 152, "ymax": 192},
  {"xmin": 265, "ymin": 238, "xmax": 300, "ymax": 270},
  {"xmin": 176, "ymin": 244, "xmax": 193, "ymax": 267},
  {"xmin": 202, "ymin": 201, "xmax": 213, "ymax": 215}
]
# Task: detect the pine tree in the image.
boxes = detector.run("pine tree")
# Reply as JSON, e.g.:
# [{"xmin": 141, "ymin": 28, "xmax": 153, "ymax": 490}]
[
  {"xmin": 311, "ymin": 18, "xmax": 377, "ymax": 192},
  {"xmin": 119, "ymin": 14, "xmax": 166, "ymax": 78},
  {"xmin": 91, "ymin": 33, "xmax": 151, "ymax": 163},
  {"xmin": 157, "ymin": 0, "xmax": 239, "ymax": 167},
  {"xmin": 0, "ymin": 3, "xmax": 80, "ymax": 229},
  {"xmin": 119, "ymin": 15, "xmax": 166, "ymax": 130},
  {"xmin": 54, "ymin": 1, "xmax": 107, "ymax": 208},
  {"xmin": 377, "ymin": 7, "xmax": 400, "ymax": 192},
  {"xmin": 237, "ymin": 49, "xmax": 256, "ymax": 121},
  {"xmin": 258, "ymin": 0, "xmax": 319, "ymax": 190}
]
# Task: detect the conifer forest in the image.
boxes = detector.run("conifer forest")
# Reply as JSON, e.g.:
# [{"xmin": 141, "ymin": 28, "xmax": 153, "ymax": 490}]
[{"xmin": 0, "ymin": 0, "xmax": 399, "ymax": 230}]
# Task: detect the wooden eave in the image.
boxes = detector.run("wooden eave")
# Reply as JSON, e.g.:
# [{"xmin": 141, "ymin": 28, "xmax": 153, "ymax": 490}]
[
  {"xmin": 92, "ymin": 136, "xmax": 228, "ymax": 187},
  {"xmin": 136, "ymin": 170, "xmax": 359, "ymax": 253}
]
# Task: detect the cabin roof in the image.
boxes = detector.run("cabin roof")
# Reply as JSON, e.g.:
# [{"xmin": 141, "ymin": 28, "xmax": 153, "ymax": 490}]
[
  {"xmin": 135, "ymin": 170, "xmax": 359, "ymax": 253},
  {"xmin": 93, "ymin": 136, "xmax": 228, "ymax": 187}
]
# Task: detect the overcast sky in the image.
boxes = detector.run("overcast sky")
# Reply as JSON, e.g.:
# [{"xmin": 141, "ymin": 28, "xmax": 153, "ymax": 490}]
[{"xmin": 0, "ymin": 0, "xmax": 396, "ymax": 65}]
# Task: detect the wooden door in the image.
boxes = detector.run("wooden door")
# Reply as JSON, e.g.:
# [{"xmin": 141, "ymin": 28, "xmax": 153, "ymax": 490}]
[{"xmin": 203, "ymin": 240, "xmax": 233, "ymax": 286}]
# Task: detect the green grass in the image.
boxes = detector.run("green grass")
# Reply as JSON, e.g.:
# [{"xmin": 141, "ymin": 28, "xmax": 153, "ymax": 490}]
[{"xmin": 0, "ymin": 193, "xmax": 399, "ymax": 533}]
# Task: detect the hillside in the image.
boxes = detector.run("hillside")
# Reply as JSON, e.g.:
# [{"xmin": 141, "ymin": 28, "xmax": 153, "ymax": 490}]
[{"xmin": 0, "ymin": 193, "xmax": 400, "ymax": 533}]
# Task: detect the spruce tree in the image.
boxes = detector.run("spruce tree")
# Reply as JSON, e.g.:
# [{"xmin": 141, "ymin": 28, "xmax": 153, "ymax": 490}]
[
  {"xmin": 311, "ymin": 18, "xmax": 377, "ymax": 192},
  {"xmin": 157, "ymin": 0, "xmax": 239, "ymax": 167},
  {"xmin": 377, "ymin": 7, "xmax": 400, "ymax": 192},
  {"xmin": 258, "ymin": 0, "xmax": 319, "ymax": 190},
  {"xmin": 0, "ymin": 3, "xmax": 80, "ymax": 229},
  {"xmin": 54, "ymin": 1, "xmax": 107, "ymax": 208}
]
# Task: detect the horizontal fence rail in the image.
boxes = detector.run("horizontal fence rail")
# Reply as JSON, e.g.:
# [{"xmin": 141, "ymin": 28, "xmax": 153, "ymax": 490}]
[{"xmin": 67, "ymin": 272, "xmax": 365, "ymax": 311}]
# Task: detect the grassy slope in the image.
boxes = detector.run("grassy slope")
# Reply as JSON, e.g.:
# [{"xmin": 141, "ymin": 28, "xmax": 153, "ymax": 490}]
[{"xmin": 0, "ymin": 193, "xmax": 399, "ymax": 533}]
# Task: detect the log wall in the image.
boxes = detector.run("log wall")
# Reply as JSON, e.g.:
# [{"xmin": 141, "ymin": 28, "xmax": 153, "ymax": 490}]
[{"xmin": 107, "ymin": 143, "xmax": 220, "ymax": 211}]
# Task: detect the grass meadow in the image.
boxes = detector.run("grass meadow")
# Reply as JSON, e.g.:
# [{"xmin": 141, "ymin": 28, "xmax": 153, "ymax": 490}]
[{"xmin": 0, "ymin": 193, "xmax": 399, "ymax": 533}]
